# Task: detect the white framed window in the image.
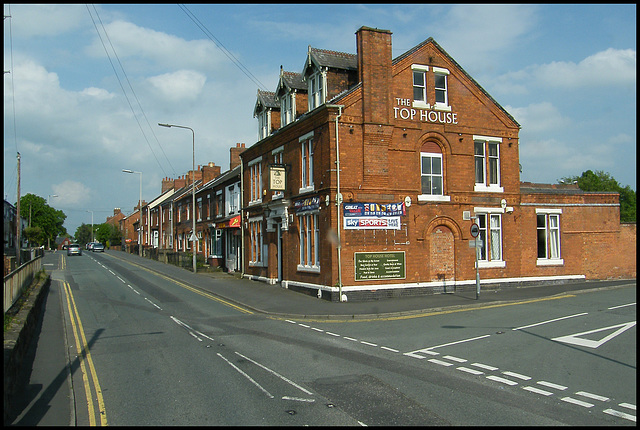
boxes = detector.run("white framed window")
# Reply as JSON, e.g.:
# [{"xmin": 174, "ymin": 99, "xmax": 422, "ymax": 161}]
[
  {"xmin": 249, "ymin": 218, "xmax": 264, "ymax": 266},
  {"xmin": 420, "ymin": 152, "xmax": 443, "ymax": 196},
  {"xmin": 249, "ymin": 157, "xmax": 263, "ymax": 204},
  {"xmin": 298, "ymin": 213, "xmax": 320, "ymax": 272},
  {"xmin": 272, "ymin": 147, "xmax": 284, "ymax": 199},
  {"xmin": 215, "ymin": 190, "xmax": 223, "ymax": 218},
  {"xmin": 474, "ymin": 136, "xmax": 503, "ymax": 192},
  {"xmin": 475, "ymin": 211, "xmax": 505, "ymax": 268},
  {"xmin": 411, "ymin": 64, "xmax": 429, "ymax": 108},
  {"xmin": 300, "ymin": 132, "xmax": 314, "ymax": 193},
  {"xmin": 536, "ymin": 209, "xmax": 563, "ymax": 266},
  {"xmin": 258, "ymin": 110, "xmax": 270, "ymax": 141},
  {"xmin": 226, "ymin": 183, "xmax": 240, "ymax": 215},
  {"xmin": 433, "ymin": 67, "xmax": 450, "ymax": 110},
  {"xmin": 211, "ymin": 229, "xmax": 223, "ymax": 258},
  {"xmin": 308, "ymin": 71, "xmax": 325, "ymax": 110},
  {"xmin": 197, "ymin": 197, "xmax": 202, "ymax": 221},
  {"xmin": 280, "ymin": 92, "xmax": 294, "ymax": 126}
]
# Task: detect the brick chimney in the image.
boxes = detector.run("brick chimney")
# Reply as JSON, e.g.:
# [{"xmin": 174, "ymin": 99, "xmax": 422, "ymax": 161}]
[
  {"xmin": 162, "ymin": 177, "xmax": 174, "ymax": 193},
  {"xmin": 174, "ymin": 175, "xmax": 187, "ymax": 190},
  {"xmin": 230, "ymin": 143, "xmax": 245, "ymax": 170},
  {"xmin": 356, "ymin": 26, "xmax": 392, "ymax": 125},
  {"xmin": 356, "ymin": 26, "xmax": 393, "ymax": 185},
  {"xmin": 202, "ymin": 162, "xmax": 221, "ymax": 183}
]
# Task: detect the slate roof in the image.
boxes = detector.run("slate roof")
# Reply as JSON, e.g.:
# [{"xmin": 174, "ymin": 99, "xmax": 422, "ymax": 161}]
[
  {"xmin": 303, "ymin": 46, "xmax": 358, "ymax": 76},
  {"xmin": 254, "ymin": 90, "xmax": 279, "ymax": 117},
  {"xmin": 275, "ymin": 69, "xmax": 306, "ymax": 97}
]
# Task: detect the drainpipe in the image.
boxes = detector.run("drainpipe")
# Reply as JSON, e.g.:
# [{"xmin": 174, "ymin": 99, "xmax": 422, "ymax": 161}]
[{"xmin": 331, "ymin": 105, "xmax": 345, "ymax": 301}]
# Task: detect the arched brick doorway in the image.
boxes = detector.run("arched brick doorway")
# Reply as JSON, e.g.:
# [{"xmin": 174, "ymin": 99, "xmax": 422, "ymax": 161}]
[{"xmin": 430, "ymin": 225, "xmax": 455, "ymax": 286}]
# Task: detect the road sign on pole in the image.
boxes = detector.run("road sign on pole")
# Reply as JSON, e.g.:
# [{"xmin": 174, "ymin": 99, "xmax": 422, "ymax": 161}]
[{"xmin": 470, "ymin": 223, "xmax": 480, "ymax": 237}]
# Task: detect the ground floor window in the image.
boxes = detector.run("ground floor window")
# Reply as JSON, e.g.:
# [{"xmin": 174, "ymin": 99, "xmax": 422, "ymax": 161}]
[
  {"xmin": 298, "ymin": 213, "xmax": 320, "ymax": 272},
  {"xmin": 477, "ymin": 213, "xmax": 504, "ymax": 267},
  {"xmin": 211, "ymin": 229, "xmax": 222, "ymax": 257},
  {"xmin": 536, "ymin": 209, "xmax": 563, "ymax": 265},
  {"xmin": 249, "ymin": 219, "xmax": 263, "ymax": 266}
]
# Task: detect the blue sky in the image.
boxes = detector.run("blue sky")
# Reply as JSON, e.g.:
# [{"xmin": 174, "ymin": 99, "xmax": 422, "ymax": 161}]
[{"xmin": 4, "ymin": 4, "xmax": 636, "ymax": 236}]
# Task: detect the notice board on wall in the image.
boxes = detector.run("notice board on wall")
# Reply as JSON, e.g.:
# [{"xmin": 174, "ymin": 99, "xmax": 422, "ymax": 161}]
[{"xmin": 354, "ymin": 251, "xmax": 406, "ymax": 281}]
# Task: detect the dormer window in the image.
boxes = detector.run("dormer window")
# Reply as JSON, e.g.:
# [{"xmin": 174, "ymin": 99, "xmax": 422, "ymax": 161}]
[
  {"xmin": 281, "ymin": 92, "xmax": 294, "ymax": 126},
  {"xmin": 257, "ymin": 110, "xmax": 270, "ymax": 140},
  {"xmin": 308, "ymin": 71, "xmax": 325, "ymax": 110}
]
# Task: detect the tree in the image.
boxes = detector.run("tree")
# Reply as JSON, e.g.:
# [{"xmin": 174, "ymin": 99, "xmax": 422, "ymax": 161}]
[
  {"xmin": 560, "ymin": 170, "xmax": 636, "ymax": 222},
  {"xmin": 74, "ymin": 223, "xmax": 94, "ymax": 246},
  {"xmin": 95, "ymin": 222, "xmax": 122, "ymax": 248},
  {"xmin": 18, "ymin": 193, "xmax": 67, "ymax": 249}
]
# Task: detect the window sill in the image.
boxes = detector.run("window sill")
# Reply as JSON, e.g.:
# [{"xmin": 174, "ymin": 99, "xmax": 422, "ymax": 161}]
[
  {"xmin": 478, "ymin": 260, "xmax": 506, "ymax": 269},
  {"xmin": 433, "ymin": 103, "xmax": 451, "ymax": 112},
  {"xmin": 297, "ymin": 264, "xmax": 321, "ymax": 273},
  {"xmin": 537, "ymin": 258, "xmax": 564, "ymax": 266},
  {"xmin": 249, "ymin": 261, "xmax": 266, "ymax": 268},
  {"xmin": 474, "ymin": 184, "xmax": 504, "ymax": 193},
  {"xmin": 412, "ymin": 101, "xmax": 430, "ymax": 109},
  {"xmin": 418, "ymin": 194, "xmax": 451, "ymax": 202},
  {"xmin": 298, "ymin": 186, "xmax": 315, "ymax": 195}
]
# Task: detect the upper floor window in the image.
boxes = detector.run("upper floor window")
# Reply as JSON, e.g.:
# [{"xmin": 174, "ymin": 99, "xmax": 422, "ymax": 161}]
[
  {"xmin": 300, "ymin": 132, "xmax": 314, "ymax": 193},
  {"xmin": 197, "ymin": 197, "xmax": 202, "ymax": 221},
  {"xmin": 411, "ymin": 64, "xmax": 429, "ymax": 108},
  {"xmin": 421, "ymin": 152, "xmax": 443, "ymax": 196},
  {"xmin": 257, "ymin": 110, "xmax": 270, "ymax": 140},
  {"xmin": 280, "ymin": 93, "xmax": 294, "ymax": 126},
  {"xmin": 474, "ymin": 136, "xmax": 503, "ymax": 193},
  {"xmin": 226, "ymin": 183, "xmax": 240, "ymax": 215},
  {"xmin": 536, "ymin": 209, "xmax": 563, "ymax": 266},
  {"xmin": 215, "ymin": 190, "xmax": 223, "ymax": 218},
  {"xmin": 249, "ymin": 157, "xmax": 263, "ymax": 204},
  {"xmin": 433, "ymin": 67, "xmax": 450, "ymax": 109},
  {"xmin": 308, "ymin": 72, "xmax": 325, "ymax": 110}
]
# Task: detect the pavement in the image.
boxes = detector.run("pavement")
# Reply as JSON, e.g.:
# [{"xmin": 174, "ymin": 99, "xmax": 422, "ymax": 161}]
[{"xmin": 6, "ymin": 249, "xmax": 634, "ymax": 425}]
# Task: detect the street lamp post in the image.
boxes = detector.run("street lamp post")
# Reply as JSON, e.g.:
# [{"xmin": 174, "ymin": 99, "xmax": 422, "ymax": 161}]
[
  {"xmin": 48, "ymin": 194, "xmax": 58, "ymax": 250},
  {"xmin": 122, "ymin": 169, "xmax": 143, "ymax": 257},
  {"xmin": 87, "ymin": 210, "xmax": 94, "ymax": 244},
  {"xmin": 158, "ymin": 122, "xmax": 197, "ymax": 273}
]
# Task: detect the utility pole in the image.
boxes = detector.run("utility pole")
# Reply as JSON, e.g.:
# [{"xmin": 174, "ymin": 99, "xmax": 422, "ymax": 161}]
[{"xmin": 16, "ymin": 152, "xmax": 21, "ymax": 266}]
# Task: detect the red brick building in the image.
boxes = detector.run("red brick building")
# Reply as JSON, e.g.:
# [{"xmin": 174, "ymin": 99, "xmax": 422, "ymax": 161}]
[{"xmin": 240, "ymin": 26, "xmax": 635, "ymax": 301}]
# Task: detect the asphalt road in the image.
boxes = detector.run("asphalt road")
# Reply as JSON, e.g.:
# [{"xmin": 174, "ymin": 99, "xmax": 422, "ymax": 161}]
[{"xmin": 13, "ymin": 250, "xmax": 636, "ymax": 425}]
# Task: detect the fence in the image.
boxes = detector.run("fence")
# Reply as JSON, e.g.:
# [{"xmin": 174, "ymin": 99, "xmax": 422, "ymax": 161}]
[{"xmin": 4, "ymin": 249, "xmax": 44, "ymax": 313}]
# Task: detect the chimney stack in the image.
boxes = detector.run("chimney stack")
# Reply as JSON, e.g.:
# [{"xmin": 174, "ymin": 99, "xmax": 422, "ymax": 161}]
[{"xmin": 230, "ymin": 143, "xmax": 245, "ymax": 170}]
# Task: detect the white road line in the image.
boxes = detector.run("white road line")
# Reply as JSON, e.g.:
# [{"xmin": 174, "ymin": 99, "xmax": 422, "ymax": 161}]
[
  {"xmin": 487, "ymin": 375, "xmax": 518, "ymax": 386},
  {"xmin": 360, "ymin": 341, "xmax": 377, "ymax": 347},
  {"xmin": 428, "ymin": 359, "xmax": 454, "ymax": 367},
  {"xmin": 603, "ymin": 409, "xmax": 636, "ymax": 422},
  {"xmin": 513, "ymin": 313, "xmax": 588, "ymax": 331},
  {"xmin": 522, "ymin": 386, "xmax": 554, "ymax": 396},
  {"xmin": 298, "ymin": 323, "xmax": 310, "ymax": 328},
  {"xmin": 443, "ymin": 355, "xmax": 467, "ymax": 363},
  {"xmin": 380, "ymin": 346, "xmax": 399, "ymax": 353},
  {"xmin": 325, "ymin": 332, "xmax": 340, "ymax": 337},
  {"xmin": 108, "ymin": 269, "xmax": 116, "ymax": 275},
  {"xmin": 608, "ymin": 302, "xmax": 636, "ymax": 310},
  {"xmin": 282, "ymin": 396, "xmax": 315, "ymax": 403},
  {"xmin": 235, "ymin": 351, "xmax": 313, "ymax": 395},
  {"xmin": 457, "ymin": 367, "xmax": 484, "ymax": 375},
  {"xmin": 194, "ymin": 330, "xmax": 215, "ymax": 342},
  {"xmin": 620, "ymin": 403, "xmax": 636, "ymax": 411},
  {"xmin": 117, "ymin": 276, "xmax": 126, "ymax": 283},
  {"xmin": 471, "ymin": 362, "xmax": 499, "ymax": 371},
  {"xmin": 344, "ymin": 337, "xmax": 358, "ymax": 342},
  {"xmin": 537, "ymin": 381, "xmax": 568, "ymax": 391},
  {"xmin": 503, "ymin": 371, "xmax": 531, "ymax": 381},
  {"xmin": 217, "ymin": 353, "xmax": 274, "ymax": 399},
  {"xmin": 285, "ymin": 320, "xmax": 297, "ymax": 324},
  {"xmin": 403, "ymin": 352, "xmax": 427, "ymax": 359},
  {"xmin": 419, "ymin": 334, "xmax": 491, "ymax": 352},
  {"xmin": 561, "ymin": 397, "xmax": 594, "ymax": 408},
  {"xmin": 575, "ymin": 391, "xmax": 609, "ymax": 402},
  {"xmin": 311, "ymin": 327, "xmax": 324, "ymax": 332}
]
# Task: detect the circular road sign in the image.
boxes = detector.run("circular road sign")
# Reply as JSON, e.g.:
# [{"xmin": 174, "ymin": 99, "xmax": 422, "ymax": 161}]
[{"xmin": 470, "ymin": 223, "xmax": 480, "ymax": 238}]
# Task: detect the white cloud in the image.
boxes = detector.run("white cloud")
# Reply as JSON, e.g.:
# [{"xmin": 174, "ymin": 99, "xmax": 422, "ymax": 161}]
[
  {"xmin": 506, "ymin": 102, "xmax": 571, "ymax": 133},
  {"xmin": 81, "ymin": 87, "xmax": 115, "ymax": 100},
  {"xmin": 6, "ymin": 4, "xmax": 87, "ymax": 38},
  {"xmin": 533, "ymin": 48, "xmax": 636, "ymax": 87},
  {"xmin": 52, "ymin": 181, "xmax": 92, "ymax": 206},
  {"xmin": 147, "ymin": 70, "xmax": 207, "ymax": 101},
  {"xmin": 86, "ymin": 20, "xmax": 226, "ymax": 71}
]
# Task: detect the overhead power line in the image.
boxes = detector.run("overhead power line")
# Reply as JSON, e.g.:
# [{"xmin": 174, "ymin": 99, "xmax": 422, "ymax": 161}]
[{"xmin": 177, "ymin": 4, "xmax": 269, "ymax": 91}]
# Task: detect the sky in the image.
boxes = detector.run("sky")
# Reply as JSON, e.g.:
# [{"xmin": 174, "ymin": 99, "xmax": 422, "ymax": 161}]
[{"xmin": 4, "ymin": 4, "xmax": 636, "ymax": 236}]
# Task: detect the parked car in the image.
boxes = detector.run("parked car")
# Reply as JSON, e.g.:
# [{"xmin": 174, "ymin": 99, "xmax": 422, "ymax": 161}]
[
  {"xmin": 87, "ymin": 242, "xmax": 95, "ymax": 251},
  {"xmin": 67, "ymin": 243, "xmax": 82, "ymax": 256},
  {"xmin": 92, "ymin": 243, "xmax": 105, "ymax": 252}
]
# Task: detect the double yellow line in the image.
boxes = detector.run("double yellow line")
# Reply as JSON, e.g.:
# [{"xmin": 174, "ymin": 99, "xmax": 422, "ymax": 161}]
[{"xmin": 62, "ymin": 278, "xmax": 108, "ymax": 426}]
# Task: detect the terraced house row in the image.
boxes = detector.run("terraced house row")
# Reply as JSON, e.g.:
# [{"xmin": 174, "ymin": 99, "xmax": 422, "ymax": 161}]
[{"xmin": 121, "ymin": 26, "xmax": 635, "ymax": 302}]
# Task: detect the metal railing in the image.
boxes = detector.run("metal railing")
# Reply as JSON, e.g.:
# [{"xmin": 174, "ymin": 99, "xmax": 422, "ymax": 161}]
[{"xmin": 4, "ymin": 250, "xmax": 43, "ymax": 313}]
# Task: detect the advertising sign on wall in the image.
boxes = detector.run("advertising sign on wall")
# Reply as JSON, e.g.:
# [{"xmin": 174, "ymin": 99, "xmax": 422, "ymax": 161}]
[
  {"xmin": 354, "ymin": 251, "xmax": 406, "ymax": 281},
  {"xmin": 343, "ymin": 202, "xmax": 406, "ymax": 218},
  {"xmin": 344, "ymin": 217, "xmax": 401, "ymax": 230}
]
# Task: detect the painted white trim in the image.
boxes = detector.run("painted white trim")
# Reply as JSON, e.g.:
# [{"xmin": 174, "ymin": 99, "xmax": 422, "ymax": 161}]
[
  {"xmin": 418, "ymin": 195, "xmax": 451, "ymax": 202},
  {"xmin": 473, "ymin": 135, "xmax": 502, "ymax": 143},
  {"xmin": 474, "ymin": 184, "xmax": 504, "ymax": 193},
  {"xmin": 411, "ymin": 64, "xmax": 429, "ymax": 72},
  {"xmin": 299, "ymin": 130, "xmax": 314, "ymax": 142},
  {"xmin": 537, "ymin": 258, "xmax": 564, "ymax": 266},
  {"xmin": 432, "ymin": 66, "xmax": 450, "ymax": 75},
  {"xmin": 474, "ymin": 206, "xmax": 505, "ymax": 214},
  {"xmin": 248, "ymin": 156, "xmax": 262, "ymax": 166},
  {"xmin": 536, "ymin": 208, "xmax": 563, "ymax": 214}
]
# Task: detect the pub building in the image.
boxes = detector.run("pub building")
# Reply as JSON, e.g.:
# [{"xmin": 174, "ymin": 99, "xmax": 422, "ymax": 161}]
[{"xmin": 240, "ymin": 26, "xmax": 635, "ymax": 301}]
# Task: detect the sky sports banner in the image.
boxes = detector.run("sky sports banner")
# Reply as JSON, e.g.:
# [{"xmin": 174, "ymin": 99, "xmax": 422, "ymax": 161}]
[
  {"xmin": 344, "ymin": 216, "xmax": 401, "ymax": 230},
  {"xmin": 343, "ymin": 202, "xmax": 406, "ymax": 218}
]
